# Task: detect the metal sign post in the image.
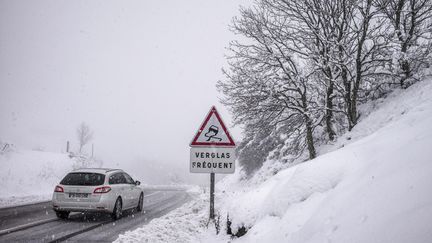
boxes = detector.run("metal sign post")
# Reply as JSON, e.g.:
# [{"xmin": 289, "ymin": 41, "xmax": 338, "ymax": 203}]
[
  {"xmin": 210, "ymin": 172, "xmax": 215, "ymax": 219},
  {"xmin": 189, "ymin": 106, "xmax": 236, "ymax": 220}
]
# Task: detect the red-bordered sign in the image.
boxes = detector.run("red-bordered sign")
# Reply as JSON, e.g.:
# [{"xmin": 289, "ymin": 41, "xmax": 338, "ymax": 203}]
[{"xmin": 190, "ymin": 106, "xmax": 236, "ymax": 147}]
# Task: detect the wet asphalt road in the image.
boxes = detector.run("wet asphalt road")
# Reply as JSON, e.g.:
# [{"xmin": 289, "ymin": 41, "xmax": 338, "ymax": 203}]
[{"xmin": 0, "ymin": 190, "xmax": 191, "ymax": 242}]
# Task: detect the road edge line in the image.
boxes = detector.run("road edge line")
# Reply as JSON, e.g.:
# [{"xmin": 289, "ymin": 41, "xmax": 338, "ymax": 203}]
[{"xmin": 0, "ymin": 218, "xmax": 58, "ymax": 236}]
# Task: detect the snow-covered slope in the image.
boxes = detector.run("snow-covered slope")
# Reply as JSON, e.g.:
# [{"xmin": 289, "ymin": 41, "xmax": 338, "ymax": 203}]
[
  {"xmin": 0, "ymin": 148, "xmax": 75, "ymax": 208},
  {"xmin": 210, "ymin": 79, "xmax": 432, "ymax": 243}
]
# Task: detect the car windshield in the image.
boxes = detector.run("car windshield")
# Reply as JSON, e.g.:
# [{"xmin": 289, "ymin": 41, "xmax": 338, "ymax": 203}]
[{"xmin": 60, "ymin": 173, "xmax": 105, "ymax": 186}]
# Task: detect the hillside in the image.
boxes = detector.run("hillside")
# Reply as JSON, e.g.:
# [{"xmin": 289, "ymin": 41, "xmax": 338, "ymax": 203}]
[
  {"xmin": 117, "ymin": 79, "xmax": 432, "ymax": 242},
  {"xmin": 212, "ymin": 79, "xmax": 432, "ymax": 243},
  {"xmin": 0, "ymin": 147, "xmax": 80, "ymax": 208}
]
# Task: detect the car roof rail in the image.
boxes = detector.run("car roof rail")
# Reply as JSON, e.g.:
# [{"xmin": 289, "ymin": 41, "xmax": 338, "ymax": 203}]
[
  {"xmin": 106, "ymin": 168, "xmax": 122, "ymax": 172},
  {"xmin": 72, "ymin": 168, "xmax": 123, "ymax": 173}
]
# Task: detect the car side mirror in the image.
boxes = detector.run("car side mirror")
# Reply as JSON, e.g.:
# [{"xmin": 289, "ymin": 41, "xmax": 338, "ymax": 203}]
[{"xmin": 135, "ymin": 180, "xmax": 141, "ymax": 186}]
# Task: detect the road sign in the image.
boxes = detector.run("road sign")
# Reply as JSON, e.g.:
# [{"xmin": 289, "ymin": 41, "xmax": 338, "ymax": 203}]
[
  {"xmin": 190, "ymin": 106, "xmax": 236, "ymax": 147},
  {"xmin": 190, "ymin": 147, "xmax": 236, "ymax": 173},
  {"xmin": 189, "ymin": 105, "xmax": 237, "ymax": 220}
]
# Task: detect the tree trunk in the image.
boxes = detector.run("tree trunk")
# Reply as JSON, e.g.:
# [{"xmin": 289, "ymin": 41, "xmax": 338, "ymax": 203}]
[
  {"xmin": 394, "ymin": 0, "xmax": 411, "ymax": 88},
  {"xmin": 305, "ymin": 117, "xmax": 316, "ymax": 159},
  {"xmin": 301, "ymin": 93, "xmax": 316, "ymax": 159},
  {"xmin": 336, "ymin": 18, "xmax": 354, "ymax": 131},
  {"xmin": 325, "ymin": 67, "xmax": 336, "ymax": 140},
  {"xmin": 351, "ymin": 58, "xmax": 361, "ymax": 127},
  {"xmin": 400, "ymin": 59, "xmax": 410, "ymax": 88},
  {"xmin": 341, "ymin": 66, "xmax": 353, "ymax": 131},
  {"xmin": 350, "ymin": 0, "xmax": 372, "ymax": 129}
]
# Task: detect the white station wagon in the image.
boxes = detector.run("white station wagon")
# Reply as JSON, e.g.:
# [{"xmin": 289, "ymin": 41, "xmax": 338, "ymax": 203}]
[{"xmin": 52, "ymin": 168, "xmax": 143, "ymax": 220}]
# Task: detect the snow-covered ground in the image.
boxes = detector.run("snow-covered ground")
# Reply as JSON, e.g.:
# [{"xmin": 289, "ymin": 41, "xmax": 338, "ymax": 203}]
[
  {"xmin": 115, "ymin": 187, "xmax": 208, "ymax": 243},
  {"xmin": 116, "ymin": 79, "xmax": 432, "ymax": 243},
  {"xmin": 0, "ymin": 148, "xmax": 75, "ymax": 208}
]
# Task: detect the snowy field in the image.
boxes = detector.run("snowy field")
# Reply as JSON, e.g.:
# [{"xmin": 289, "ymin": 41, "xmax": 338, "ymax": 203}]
[
  {"xmin": 0, "ymin": 148, "xmax": 75, "ymax": 208},
  {"xmin": 116, "ymin": 79, "xmax": 432, "ymax": 242}
]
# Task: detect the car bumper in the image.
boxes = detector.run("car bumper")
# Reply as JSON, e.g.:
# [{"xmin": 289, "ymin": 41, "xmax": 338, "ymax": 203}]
[
  {"xmin": 52, "ymin": 201, "xmax": 112, "ymax": 213},
  {"xmin": 52, "ymin": 194, "xmax": 115, "ymax": 213}
]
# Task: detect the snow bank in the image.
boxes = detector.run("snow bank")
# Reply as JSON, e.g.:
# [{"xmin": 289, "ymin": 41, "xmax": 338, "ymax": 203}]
[
  {"xmin": 115, "ymin": 187, "xmax": 208, "ymax": 243},
  {"xmin": 206, "ymin": 79, "xmax": 432, "ymax": 242},
  {"xmin": 0, "ymin": 148, "xmax": 75, "ymax": 208}
]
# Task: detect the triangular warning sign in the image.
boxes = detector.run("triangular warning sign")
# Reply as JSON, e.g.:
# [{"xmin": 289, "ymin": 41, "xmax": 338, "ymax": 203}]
[{"xmin": 190, "ymin": 106, "xmax": 236, "ymax": 147}]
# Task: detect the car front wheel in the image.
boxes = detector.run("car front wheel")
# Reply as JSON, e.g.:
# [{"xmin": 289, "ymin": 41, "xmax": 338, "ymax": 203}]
[{"xmin": 137, "ymin": 193, "xmax": 144, "ymax": 212}]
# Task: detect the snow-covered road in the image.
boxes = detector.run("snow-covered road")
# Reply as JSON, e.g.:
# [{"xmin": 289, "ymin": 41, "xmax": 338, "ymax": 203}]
[{"xmin": 0, "ymin": 189, "xmax": 191, "ymax": 242}]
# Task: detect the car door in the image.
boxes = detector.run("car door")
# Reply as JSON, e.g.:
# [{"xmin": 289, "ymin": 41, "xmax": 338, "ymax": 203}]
[
  {"xmin": 118, "ymin": 173, "xmax": 133, "ymax": 208},
  {"xmin": 109, "ymin": 173, "xmax": 130, "ymax": 208},
  {"xmin": 122, "ymin": 172, "xmax": 139, "ymax": 208}
]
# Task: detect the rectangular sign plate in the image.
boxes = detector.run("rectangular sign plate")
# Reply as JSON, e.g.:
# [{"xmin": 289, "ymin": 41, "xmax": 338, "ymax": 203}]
[{"xmin": 190, "ymin": 147, "xmax": 235, "ymax": 174}]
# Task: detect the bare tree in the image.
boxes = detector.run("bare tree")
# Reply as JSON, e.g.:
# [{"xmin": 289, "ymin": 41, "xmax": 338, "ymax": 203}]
[
  {"xmin": 345, "ymin": 0, "xmax": 391, "ymax": 128},
  {"xmin": 219, "ymin": 0, "xmax": 429, "ymax": 175},
  {"xmin": 270, "ymin": 0, "xmax": 391, "ymax": 130},
  {"xmin": 76, "ymin": 122, "xmax": 93, "ymax": 153},
  {"xmin": 218, "ymin": 3, "xmax": 321, "ymax": 160},
  {"xmin": 376, "ymin": 0, "xmax": 432, "ymax": 87},
  {"xmin": 264, "ymin": 0, "xmax": 342, "ymax": 140}
]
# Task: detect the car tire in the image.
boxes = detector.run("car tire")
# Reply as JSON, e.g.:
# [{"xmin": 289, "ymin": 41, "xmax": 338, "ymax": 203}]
[
  {"xmin": 55, "ymin": 211, "xmax": 70, "ymax": 219},
  {"xmin": 137, "ymin": 193, "xmax": 144, "ymax": 212},
  {"xmin": 111, "ymin": 197, "xmax": 122, "ymax": 220}
]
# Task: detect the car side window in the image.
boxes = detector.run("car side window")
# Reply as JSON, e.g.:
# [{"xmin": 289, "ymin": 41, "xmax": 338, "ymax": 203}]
[
  {"xmin": 123, "ymin": 173, "xmax": 135, "ymax": 184},
  {"xmin": 109, "ymin": 173, "xmax": 125, "ymax": 184}
]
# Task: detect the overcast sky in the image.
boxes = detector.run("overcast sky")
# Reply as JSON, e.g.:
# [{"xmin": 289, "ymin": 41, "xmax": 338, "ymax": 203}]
[{"xmin": 0, "ymin": 0, "xmax": 247, "ymax": 184}]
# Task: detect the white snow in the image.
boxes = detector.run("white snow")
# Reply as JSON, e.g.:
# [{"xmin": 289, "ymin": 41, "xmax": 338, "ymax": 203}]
[
  {"xmin": 115, "ymin": 187, "xmax": 208, "ymax": 243},
  {"xmin": 115, "ymin": 78, "xmax": 432, "ymax": 242},
  {"xmin": 0, "ymin": 148, "xmax": 75, "ymax": 208},
  {"xmin": 210, "ymin": 79, "xmax": 432, "ymax": 243}
]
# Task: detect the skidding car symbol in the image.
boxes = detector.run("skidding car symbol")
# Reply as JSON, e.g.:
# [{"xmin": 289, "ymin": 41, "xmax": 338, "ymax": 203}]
[{"xmin": 204, "ymin": 125, "xmax": 222, "ymax": 141}]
